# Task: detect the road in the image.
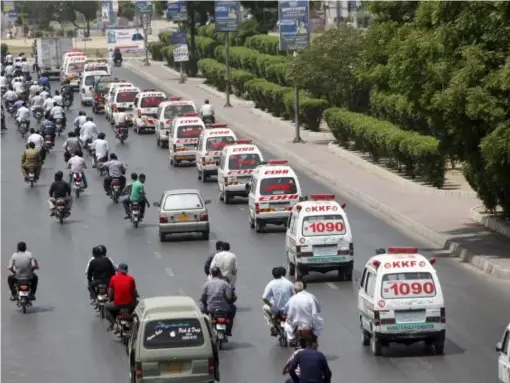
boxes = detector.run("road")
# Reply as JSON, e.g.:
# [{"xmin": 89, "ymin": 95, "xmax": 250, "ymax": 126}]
[{"xmin": 1, "ymin": 67, "xmax": 508, "ymax": 383}]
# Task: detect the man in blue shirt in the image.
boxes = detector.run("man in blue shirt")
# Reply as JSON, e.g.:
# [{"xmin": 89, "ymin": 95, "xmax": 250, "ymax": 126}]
[
  {"xmin": 288, "ymin": 334, "xmax": 332, "ymax": 383},
  {"xmin": 38, "ymin": 75, "xmax": 50, "ymax": 89},
  {"xmin": 262, "ymin": 266, "xmax": 294, "ymax": 336}
]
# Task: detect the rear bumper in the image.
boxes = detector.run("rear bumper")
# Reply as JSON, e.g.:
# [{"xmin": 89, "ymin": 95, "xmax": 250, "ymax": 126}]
[
  {"xmin": 255, "ymin": 211, "xmax": 291, "ymax": 223},
  {"xmin": 159, "ymin": 222, "xmax": 210, "ymax": 234},
  {"xmin": 377, "ymin": 329, "xmax": 445, "ymax": 343},
  {"xmin": 297, "ymin": 260, "xmax": 353, "ymax": 274}
]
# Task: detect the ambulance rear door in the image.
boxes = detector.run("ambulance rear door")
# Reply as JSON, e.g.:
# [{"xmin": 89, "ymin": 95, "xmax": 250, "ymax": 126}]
[
  {"xmin": 257, "ymin": 168, "xmax": 301, "ymax": 212},
  {"xmin": 498, "ymin": 327, "xmax": 510, "ymax": 383}
]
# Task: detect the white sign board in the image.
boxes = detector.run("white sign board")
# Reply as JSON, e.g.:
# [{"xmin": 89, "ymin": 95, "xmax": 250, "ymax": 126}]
[
  {"xmin": 173, "ymin": 45, "xmax": 189, "ymax": 62},
  {"xmin": 107, "ymin": 28, "xmax": 145, "ymax": 54}
]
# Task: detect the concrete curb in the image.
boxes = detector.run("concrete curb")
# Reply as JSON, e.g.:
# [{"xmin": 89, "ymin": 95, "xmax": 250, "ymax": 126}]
[
  {"xmin": 125, "ymin": 61, "xmax": 510, "ymax": 280},
  {"xmin": 470, "ymin": 206, "xmax": 510, "ymax": 239},
  {"xmin": 327, "ymin": 143, "xmax": 478, "ymax": 198}
]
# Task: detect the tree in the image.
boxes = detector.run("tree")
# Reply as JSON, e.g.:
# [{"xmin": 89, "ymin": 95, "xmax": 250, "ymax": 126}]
[
  {"xmin": 154, "ymin": 1, "xmax": 167, "ymax": 17},
  {"xmin": 60, "ymin": 1, "xmax": 99, "ymax": 37},
  {"xmin": 241, "ymin": 1, "xmax": 278, "ymax": 31},
  {"xmin": 16, "ymin": 1, "xmax": 59, "ymax": 30},
  {"xmin": 117, "ymin": 1, "xmax": 135, "ymax": 21}
]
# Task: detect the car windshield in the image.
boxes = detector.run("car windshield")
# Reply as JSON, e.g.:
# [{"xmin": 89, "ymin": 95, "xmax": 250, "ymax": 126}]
[
  {"xmin": 163, "ymin": 193, "xmax": 203, "ymax": 210},
  {"xmin": 228, "ymin": 153, "xmax": 261, "ymax": 170},
  {"xmin": 381, "ymin": 272, "xmax": 437, "ymax": 299},
  {"xmin": 143, "ymin": 318, "xmax": 205, "ymax": 349},
  {"xmin": 259, "ymin": 177, "xmax": 297, "ymax": 196},
  {"xmin": 206, "ymin": 136, "xmax": 235, "ymax": 151},
  {"xmin": 141, "ymin": 96, "xmax": 165, "ymax": 108},
  {"xmin": 116, "ymin": 91, "xmax": 138, "ymax": 102},
  {"xmin": 176, "ymin": 125, "xmax": 202, "ymax": 139},
  {"xmin": 163, "ymin": 104, "xmax": 195, "ymax": 119}
]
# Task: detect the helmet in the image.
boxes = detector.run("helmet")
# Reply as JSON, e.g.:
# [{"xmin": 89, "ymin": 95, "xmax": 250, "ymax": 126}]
[
  {"xmin": 97, "ymin": 245, "xmax": 107, "ymax": 256},
  {"xmin": 92, "ymin": 246, "xmax": 102, "ymax": 257}
]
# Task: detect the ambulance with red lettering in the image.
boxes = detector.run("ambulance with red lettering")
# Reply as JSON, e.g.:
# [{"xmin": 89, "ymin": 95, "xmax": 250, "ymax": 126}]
[
  {"xmin": 247, "ymin": 160, "xmax": 302, "ymax": 232},
  {"xmin": 285, "ymin": 194, "xmax": 353, "ymax": 281},
  {"xmin": 196, "ymin": 124, "xmax": 237, "ymax": 182},
  {"xmin": 133, "ymin": 90, "xmax": 167, "ymax": 133},
  {"xmin": 358, "ymin": 247, "xmax": 445, "ymax": 356},
  {"xmin": 168, "ymin": 115, "xmax": 205, "ymax": 166},
  {"xmin": 497, "ymin": 323, "xmax": 510, "ymax": 383},
  {"xmin": 155, "ymin": 98, "xmax": 197, "ymax": 147}
]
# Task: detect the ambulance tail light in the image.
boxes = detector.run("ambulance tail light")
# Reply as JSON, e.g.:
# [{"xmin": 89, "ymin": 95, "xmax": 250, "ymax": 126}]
[
  {"xmin": 236, "ymin": 139, "xmax": 252, "ymax": 144},
  {"xmin": 429, "ymin": 257, "xmax": 437, "ymax": 265},
  {"xmin": 309, "ymin": 194, "xmax": 335, "ymax": 201},
  {"xmin": 267, "ymin": 160, "xmax": 288, "ymax": 166},
  {"xmin": 183, "ymin": 112, "xmax": 198, "ymax": 117},
  {"xmin": 137, "ymin": 109, "xmax": 141, "ymax": 117},
  {"xmin": 387, "ymin": 247, "xmax": 418, "ymax": 254},
  {"xmin": 135, "ymin": 362, "xmax": 143, "ymax": 378},
  {"xmin": 372, "ymin": 260, "xmax": 381, "ymax": 270},
  {"xmin": 373, "ymin": 310, "xmax": 380, "ymax": 326},
  {"xmin": 341, "ymin": 203, "xmax": 346, "ymax": 209},
  {"xmin": 112, "ymin": 104, "xmax": 117, "ymax": 112},
  {"xmin": 169, "ymin": 96, "xmax": 182, "ymax": 101},
  {"xmin": 426, "ymin": 308, "xmax": 446, "ymax": 324},
  {"xmin": 296, "ymin": 246, "xmax": 313, "ymax": 258},
  {"xmin": 349, "ymin": 243, "xmax": 354, "ymax": 256},
  {"xmin": 202, "ymin": 157, "xmax": 206, "ymax": 165},
  {"xmin": 173, "ymin": 145, "xmax": 177, "ymax": 152},
  {"xmin": 337, "ymin": 249, "xmax": 350, "ymax": 255},
  {"xmin": 255, "ymin": 203, "xmax": 260, "ymax": 214},
  {"xmin": 378, "ymin": 312, "xmax": 395, "ymax": 325}
]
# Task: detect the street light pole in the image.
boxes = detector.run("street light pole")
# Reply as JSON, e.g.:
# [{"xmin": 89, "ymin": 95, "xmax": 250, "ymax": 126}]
[
  {"xmin": 224, "ymin": 33, "xmax": 232, "ymax": 107},
  {"xmin": 142, "ymin": 13, "xmax": 150, "ymax": 66},
  {"xmin": 292, "ymin": 51, "xmax": 304, "ymax": 143}
]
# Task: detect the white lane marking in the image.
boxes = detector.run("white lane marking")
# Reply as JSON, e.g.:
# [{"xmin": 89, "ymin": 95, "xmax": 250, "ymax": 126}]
[
  {"xmin": 165, "ymin": 267, "xmax": 174, "ymax": 277},
  {"xmin": 326, "ymin": 282, "xmax": 339, "ymax": 290},
  {"xmin": 178, "ymin": 288, "xmax": 185, "ymax": 296},
  {"xmin": 239, "ymin": 207, "xmax": 245, "ymax": 211},
  {"xmin": 154, "ymin": 251, "xmax": 162, "ymax": 259}
]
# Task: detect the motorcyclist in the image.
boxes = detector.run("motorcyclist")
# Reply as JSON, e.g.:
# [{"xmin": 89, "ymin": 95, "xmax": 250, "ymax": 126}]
[
  {"xmin": 41, "ymin": 117, "xmax": 57, "ymax": 146},
  {"xmin": 53, "ymin": 90, "xmax": 63, "ymax": 107},
  {"xmin": 199, "ymin": 99, "xmax": 215, "ymax": 124},
  {"xmin": 284, "ymin": 334, "xmax": 331, "ymax": 383},
  {"xmin": 21, "ymin": 57, "xmax": 30, "ymax": 79},
  {"xmin": 105, "ymin": 263, "xmax": 139, "ymax": 332},
  {"xmin": 21, "ymin": 142, "xmax": 41, "ymax": 181},
  {"xmin": 123, "ymin": 173, "xmax": 149, "ymax": 221},
  {"xmin": 74, "ymin": 111, "xmax": 87, "ymax": 136},
  {"xmin": 48, "ymin": 171, "xmax": 73, "ymax": 215},
  {"xmin": 15, "ymin": 101, "xmax": 30, "ymax": 129},
  {"xmin": 27, "ymin": 127, "xmax": 45, "ymax": 157},
  {"xmin": 49, "ymin": 102, "xmax": 66, "ymax": 128},
  {"xmin": 7, "ymin": 242, "xmax": 39, "ymax": 301},
  {"xmin": 67, "ymin": 150, "xmax": 88, "ymax": 189},
  {"xmin": 5, "ymin": 63, "xmax": 14, "ymax": 84},
  {"xmin": 204, "ymin": 241, "xmax": 224, "ymax": 276},
  {"xmin": 85, "ymin": 245, "xmax": 117, "ymax": 276},
  {"xmin": 284, "ymin": 281, "xmax": 324, "ymax": 347},
  {"xmin": 209, "ymin": 242, "xmax": 238, "ymax": 288},
  {"xmin": 262, "ymin": 267, "xmax": 295, "ymax": 336},
  {"xmin": 29, "ymin": 82, "xmax": 40, "ymax": 98},
  {"xmin": 113, "ymin": 47, "xmax": 123, "ymax": 64},
  {"xmin": 31, "ymin": 90, "xmax": 44, "ymax": 114},
  {"xmin": 102, "ymin": 153, "xmax": 127, "ymax": 195},
  {"xmin": 63, "ymin": 131, "xmax": 82, "ymax": 162},
  {"xmin": 3, "ymin": 85, "xmax": 18, "ymax": 109},
  {"xmin": 43, "ymin": 94, "xmax": 55, "ymax": 118},
  {"xmin": 39, "ymin": 74, "xmax": 50, "ymax": 89},
  {"xmin": 12, "ymin": 77, "xmax": 24, "ymax": 95},
  {"xmin": 91, "ymin": 132, "xmax": 109, "ymax": 167},
  {"xmin": 87, "ymin": 245, "xmax": 116, "ymax": 304},
  {"xmin": 200, "ymin": 266, "xmax": 236, "ymax": 336},
  {"xmin": 61, "ymin": 79, "xmax": 74, "ymax": 105},
  {"xmin": 0, "ymin": 71, "xmax": 7, "ymax": 90},
  {"xmin": 39, "ymin": 87, "xmax": 50, "ymax": 100},
  {"xmin": 80, "ymin": 116, "xmax": 98, "ymax": 144}
]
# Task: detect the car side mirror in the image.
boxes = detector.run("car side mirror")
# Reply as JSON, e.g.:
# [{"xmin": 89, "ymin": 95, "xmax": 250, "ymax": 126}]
[
  {"xmin": 245, "ymin": 184, "xmax": 250, "ymax": 192},
  {"xmin": 152, "ymin": 202, "xmax": 160, "ymax": 207},
  {"xmin": 496, "ymin": 342, "xmax": 502, "ymax": 352},
  {"xmin": 204, "ymin": 199, "xmax": 211, "ymax": 205}
]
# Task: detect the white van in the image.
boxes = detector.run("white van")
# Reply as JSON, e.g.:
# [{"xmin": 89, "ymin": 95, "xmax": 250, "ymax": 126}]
[
  {"xmin": 285, "ymin": 194, "xmax": 353, "ymax": 281},
  {"xmin": 109, "ymin": 86, "xmax": 140, "ymax": 125},
  {"xmin": 62, "ymin": 56, "xmax": 87, "ymax": 89},
  {"xmin": 218, "ymin": 140, "xmax": 263, "ymax": 204},
  {"xmin": 155, "ymin": 99, "xmax": 197, "ymax": 147},
  {"xmin": 80, "ymin": 70, "xmax": 109, "ymax": 106},
  {"xmin": 133, "ymin": 90, "xmax": 167, "ymax": 134},
  {"xmin": 247, "ymin": 160, "xmax": 302, "ymax": 232},
  {"xmin": 83, "ymin": 60, "xmax": 110, "ymax": 74},
  {"xmin": 104, "ymin": 82, "xmax": 134, "ymax": 120},
  {"xmin": 168, "ymin": 116, "xmax": 205, "ymax": 166},
  {"xmin": 497, "ymin": 323, "xmax": 510, "ymax": 383},
  {"xmin": 358, "ymin": 247, "xmax": 446, "ymax": 356},
  {"xmin": 196, "ymin": 124, "xmax": 237, "ymax": 182}
]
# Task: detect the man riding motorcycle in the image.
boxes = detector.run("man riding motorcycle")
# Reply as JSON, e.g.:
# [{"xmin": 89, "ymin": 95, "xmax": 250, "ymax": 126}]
[
  {"xmin": 74, "ymin": 111, "xmax": 87, "ymax": 136},
  {"xmin": 87, "ymin": 245, "xmax": 116, "ymax": 305},
  {"xmin": 209, "ymin": 242, "xmax": 238, "ymax": 288},
  {"xmin": 204, "ymin": 241, "xmax": 224, "ymax": 276},
  {"xmin": 102, "ymin": 153, "xmax": 127, "ymax": 194},
  {"xmin": 200, "ymin": 266, "xmax": 237, "ymax": 336},
  {"xmin": 113, "ymin": 47, "xmax": 123, "ymax": 65},
  {"xmin": 63, "ymin": 131, "xmax": 82, "ymax": 162},
  {"xmin": 105, "ymin": 263, "xmax": 139, "ymax": 332},
  {"xmin": 15, "ymin": 100, "xmax": 30, "ymax": 129},
  {"xmin": 262, "ymin": 267, "xmax": 295, "ymax": 336},
  {"xmin": 38, "ymin": 74, "xmax": 50, "ymax": 90},
  {"xmin": 41, "ymin": 117, "xmax": 57, "ymax": 146},
  {"xmin": 53, "ymin": 90, "xmax": 63, "ymax": 107},
  {"xmin": 61, "ymin": 79, "xmax": 74, "ymax": 105},
  {"xmin": 49, "ymin": 102, "xmax": 66, "ymax": 128},
  {"xmin": 48, "ymin": 171, "xmax": 73, "ymax": 215},
  {"xmin": 27, "ymin": 128, "xmax": 45, "ymax": 161},
  {"xmin": 123, "ymin": 173, "xmax": 149, "ymax": 221},
  {"xmin": 199, "ymin": 99, "xmax": 215, "ymax": 124},
  {"xmin": 80, "ymin": 116, "xmax": 98, "ymax": 145},
  {"xmin": 91, "ymin": 132, "xmax": 109, "ymax": 167},
  {"xmin": 3, "ymin": 85, "xmax": 17, "ymax": 109},
  {"xmin": 67, "ymin": 150, "xmax": 88, "ymax": 189},
  {"xmin": 21, "ymin": 142, "xmax": 41, "ymax": 181},
  {"xmin": 7, "ymin": 242, "xmax": 39, "ymax": 301}
]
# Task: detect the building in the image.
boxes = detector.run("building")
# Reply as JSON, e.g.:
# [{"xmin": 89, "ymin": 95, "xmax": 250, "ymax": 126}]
[{"xmin": 323, "ymin": 0, "xmax": 367, "ymax": 29}]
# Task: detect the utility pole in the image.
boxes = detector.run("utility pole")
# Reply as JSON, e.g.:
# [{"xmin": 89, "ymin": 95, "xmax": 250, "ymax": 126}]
[
  {"xmin": 142, "ymin": 13, "xmax": 150, "ymax": 66},
  {"xmin": 224, "ymin": 33, "xmax": 232, "ymax": 107},
  {"xmin": 292, "ymin": 51, "xmax": 304, "ymax": 143}
]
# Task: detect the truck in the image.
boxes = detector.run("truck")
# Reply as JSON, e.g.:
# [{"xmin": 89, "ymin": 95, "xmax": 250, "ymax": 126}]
[{"xmin": 36, "ymin": 37, "xmax": 73, "ymax": 79}]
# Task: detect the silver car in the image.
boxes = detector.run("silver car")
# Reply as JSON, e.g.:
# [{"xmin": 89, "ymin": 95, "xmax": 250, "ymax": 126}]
[{"xmin": 153, "ymin": 189, "xmax": 211, "ymax": 241}]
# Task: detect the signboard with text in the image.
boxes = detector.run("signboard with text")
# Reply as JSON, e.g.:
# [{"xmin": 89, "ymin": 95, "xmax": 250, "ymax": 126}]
[
  {"xmin": 278, "ymin": 0, "xmax": 311, "ymax": 51},
  {"xmin": 214, "ymin": 1, "xmax": 241, "ymax": 32},
  {"xmin": 173, "ymin": 45, "xmax": 189, "ymax": 62},
  {"xmin": 167, "ymin": 1, "xmax": 188, "ymax": 22},
  {"xmin": 136, "ymin": 1, "xmax": 153, "ymax": 14}
]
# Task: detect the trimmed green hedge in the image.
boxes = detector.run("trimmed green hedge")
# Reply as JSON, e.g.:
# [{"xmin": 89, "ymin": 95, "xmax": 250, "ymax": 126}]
[
  {"xmin": 324, "ymin": 108, "xmax": 446, "ymax": 187},
  {"xmin": 245, "ymin": 35, "xmax": 282, "ymax": 56},
  {"xmin": 149, "ymin": 41, "xmax": 166, "ymax": 61},
  {"xmin": 196, "ymin": 20, "xmax": 262, "ymax": 46},
  {"xmin": 195, "ymin": 36, "xmax": 220, "ymax": 60},
  {"xmin": 198, "ymin": 58, "xmax": 255, "ymax": 96}
]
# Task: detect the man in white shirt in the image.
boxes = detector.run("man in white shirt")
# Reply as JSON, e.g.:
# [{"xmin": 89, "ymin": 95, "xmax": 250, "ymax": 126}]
[
  {"xmin": 0, "ymin": 75, "xmax": 7, "ymax": 88},
  {"xmin": 3, "ymin": 87, "xmax": 17, "ymax": 103},
  {"xmin": 283, "ymin": 281, "xmax": 323, "ymax": 345},
  {"xmin": 91, "ymin": 132, "xmax": 109, "ymax": 164},
  {"xmin": 29, "ymin": 83, "xmax": 40, "ymax": 97},
  {"xmin": 74, "ymin": 111, "xmax": 87, "ymax": 135},
  {"xmin": 43, "ymin": 96, "xmax": 55, "ymax": 113},
  {"xmin": 31, "ymin": 91, "xmax": 44, "ymax": 111},
  {"xmin": 27, "ymin": 128, "xmax": 44, "ymax": 150},
  {"xmin": 15, "ymin": 102, "xmax": 30, "ymax": 123},
  {"xmin": 14, "ymin": 59, "xmax": 23, "ymax": 69},
  {"xmin": 50, "ymin": 104, "xmax": 66, "ymax": 128},
  {"xmin": 5, "ymin": 54, "xmax": 13, "ymax": 65},
  {"xmin": 53, "ymin": 90, "xmax": 63, "ymax": 106},
  {"xmin": 209, "ymin": 242, "xmax": 238, "ymax": 287},
  {"xmin": 199, "ymin": 99, "xmax": 215, "ymax": 123},
  {"xmin": 13, "ymin": 80, "xmax": 23, "ymax": 94},
  {"xmin": 67, "ymin": 151, "xmax": 88, "ymax": 189},
  {"xmin": 21, "ymin": 59, "xmax": 31, "ymax": 78},
  {"xmin": 39, "ymin": 89, "xmax": 50, "ymax": 100},
  {"xmin": 80, "ymin": 117, "xmax": 99, "ymax": 142},
  {"xmin": 5, "ymin": 64, "xmax": 14, "ymax": 78}
]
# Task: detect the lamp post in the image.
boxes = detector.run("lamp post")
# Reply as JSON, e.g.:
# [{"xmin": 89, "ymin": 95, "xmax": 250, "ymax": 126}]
[{"xmin": 292, "ymin": 51, "xmax": 304, "ymax": 143}]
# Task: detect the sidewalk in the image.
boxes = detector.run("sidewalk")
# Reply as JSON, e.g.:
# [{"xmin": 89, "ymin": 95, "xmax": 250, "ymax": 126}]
[{"xmin": 126, "ymin": 60, "xmax": 510, "ymax": 280}]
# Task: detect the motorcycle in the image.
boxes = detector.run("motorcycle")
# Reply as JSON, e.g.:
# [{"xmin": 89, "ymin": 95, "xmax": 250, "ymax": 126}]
[
  {"xmin": 274, "ymin": 312, "xmax": 288, "ymax": 347},
  {"xmin": 19, "ymin": 119, "xmax": 29, "ymax": 137},
  {"xmin": 202, "ymin": 115, "xmax": 215, "ymax": 127},
  {"xmin": 293, "ymin": 325, "xmax": 314, "ymax": 350},
  {"xmin": 115, "ymin": 126, "xmax": 128, "ymax": 144},
  {"xmin": 83, "ymin": 138, "xmax": 94, "ymax": 156},
  {"xmin": 63, "ymin": 96, "xmax": 72, "ymax": 111},
  {"xmin": 94, "ymin": 284, "xmax": 108, "ymax": 318},
  {"xmin": 55, "ymin": 118, "xmax": 64, "ymax": 136},
  {"xmin": 96, "ymin": 156, "xmax": 107, "ymax": 176},
  {"xmin": 7, "ymin": 102, "xmax": 16, "ymax": 116},
  {"xmin": 210, "ymin": 311, "xmax": 230, "ymax": 350},
  {"xmin": 15, "ymin": 280, "xmax": 33, "ymax": 314},
  {"xmin": 54, "ymin": 198, "xmax": 70, "ymax": 224},
  {"xmin": 116, "ymin": 308, "xmax": 133, "ymax": 350},
  {"xmin": 110, "ymin": 178, "xmax": 122, "ymax": 203},
  {"xmin": 71, "ymin": 172, "xmax": 84, "ymax": 198},
  {"xmin": 114, "ymin": 59, "xmax": 122, "ymax": 67},
  {"xmin": 33, "ymin": 108, "xmax": 43, "ymax": 122},
  {"xmin": 26, "ymin": 166, "xmax": 37, "ymax": 188},
  {"xmin": 130, "ymin": 202, "xmax": 141, "ymax": 228},
  {"xmin": 44, "ymin": 135, "xmax": 53, "ymax": 151}
]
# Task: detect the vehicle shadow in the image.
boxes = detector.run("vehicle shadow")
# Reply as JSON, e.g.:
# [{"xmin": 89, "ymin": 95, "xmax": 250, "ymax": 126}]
[
  {"xmin": 368, "ymin": 337, "xmax": 465, "ymax": 358},
  {"xmin": 24, "ymin": 305, "xmax": 55, "ymax": 314},
  {"xmin": 220, "ymin": 341, "xmax": 253, "ymax": 350}
]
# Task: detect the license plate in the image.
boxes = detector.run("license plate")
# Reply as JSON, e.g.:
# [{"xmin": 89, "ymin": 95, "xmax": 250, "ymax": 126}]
[
  {"xmin": 385, "ymin": 323, "xmax": 435, "ymax": 332},
  {"xmin": 237, "ymin": 177, "xmax": 250, "ymax": 183},
  {"xmin": 177, "ymin": 213, "xmax": 189, "ymax": 222},
  {"xmin": 314, "ymin": 246, "xmax": 337, "ymax": 256},
  {"xmin": 396, "ymin": 310, "xmax": 425, "ymax": 323},
  {"xmin": 307, "ymin": 255, "xmax": 345, "ymax": 263},
  {"xmin": 216, "ymin": 324, "xmax": 226, "ymax": 330},
  {"xmin": 184, "ymin": 144, "xmax": 196, "ymax": 149},
  {"xmin": 167, "ymin": 363, "xmax": 184, "ymax": 373},
  {"xmin": 19, "ymin": 291, "xmax": 29, "ymax": 296},
  {"xmin": 28, "ymin": 172, "xmax": 34, "ymax": 177},
  {"xmin": 97, "ymin": 295, "xmax": 107, "ymax": 300}
]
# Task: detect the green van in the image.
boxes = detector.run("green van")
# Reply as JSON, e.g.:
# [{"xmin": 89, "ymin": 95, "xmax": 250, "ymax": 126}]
[{"xmin": 128, "ymin": 296, "xmax": 220, "ymax": 383}]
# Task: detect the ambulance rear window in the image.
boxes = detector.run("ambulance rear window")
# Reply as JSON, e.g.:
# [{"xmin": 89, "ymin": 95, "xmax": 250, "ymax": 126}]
[
  {"xmin": 68, "ymin": 63, "xmax": 84, "ymax": 73},
  {"xmin": 164, "ymin": 104, "xmax": 195, "ymax": 119},
  {"xmin": 116, "ymin": 91, "xmax": 138, "ymax": 102},
  {"xmin": 302, "ymin": 215, "xmax": 346, "ymax": 237},
  {"xmin": 207, "ymin": 136, "xmax": 235, "ymax": 151},
  {"xmin": 141, "ymin": 96, "xmax": 165, "ymax": 108},
  {"xmin": 381, "ymin": 272, "xmax": 436, "ymax": 299},
  {"xmin": 228, "ymin": 154, "xmax": 261, "ymax": 170},
  {"xmin": 177, "ymin": 125, "xmax": 202, "ymax": 138},
  {"xmin": 260, "ymin": 177, "xmax": 297, "ymax": 196}
]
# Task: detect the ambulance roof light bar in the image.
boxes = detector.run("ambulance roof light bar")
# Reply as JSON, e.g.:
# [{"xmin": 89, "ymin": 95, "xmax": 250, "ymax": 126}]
[
  {"xmin": 210, "ymin": 123, "xmax": 228, "ymax": 128},
  {"xmin": 169, "ymin": 96, "xmax": 182, "ymax": 101},
  {"xmin": 182, "ymin": 112, "xmax": 199, "ymax": 117},
  {"xmin": 387, "ymin": 247, "xmax": 418, "ymax": 254},
  {"xmin": 429, "ymin": 257, "xmax": 437, "ymax": 265},
  {"xmin": 236, "ymin": 139, "xmax": 252, "ymax": 144},
  {"xmin": 309, "ymin": 194, "xmax": 335, "ymax": 201},
  {"xmin": 372, "ymin": 260, "xmax": 381, "ymax": 269},
  {"xmin": 267, "ymin": 160, "xmax": 288, "ymax": 166}
]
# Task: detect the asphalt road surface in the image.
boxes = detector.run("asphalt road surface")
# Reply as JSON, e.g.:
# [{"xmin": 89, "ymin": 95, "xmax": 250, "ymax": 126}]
[{"xmin": 2, "ymin": 68, "xmax": 508, "ymax": 383}]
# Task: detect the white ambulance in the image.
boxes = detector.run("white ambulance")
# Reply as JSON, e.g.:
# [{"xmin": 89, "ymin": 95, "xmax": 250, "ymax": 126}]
[
  {"xmin": 247, "ymin": 160, "xmax": 302, "ymax": 232},
  {"xmin": 168, "ymin": 115, "xmax": 205, "ymax": 166},
  {"xmin": 358, "ymin": 247, "xmax": 446, "ymax": 356},
  {"xmin": 133, "ymin": 90, "xmax": 167, "ymax": 133},
  {"xmin": 285, "ymin": 194, "xmax": 353, "ymax": 281},
  {"xmin": 104, "ymin": 83, "xmax": 136, "ymax": 120},
  {"xmin": 497, "ymin": 323, "xmax": 510, "ymax": 383},
  {"xmin": 83, "ymin": 61, "xmax": 110, "ymax": 75},
  {"xmin": 62, "ymin": 56, "xmax": 87, "ymax": 89},
  {"xmin": 196, "ymin": 124, "xmax": 237, "ymax": 182},
  {"xmin": 155, "ymin": 98, "xmax": 197, "ymax": 147},
  {"xmin": 109, "ymin": 86, "xmax": 140, "ymax": 126}
]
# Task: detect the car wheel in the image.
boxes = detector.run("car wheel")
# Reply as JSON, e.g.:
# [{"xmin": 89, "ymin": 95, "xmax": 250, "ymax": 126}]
[
  {"xmin": 197, "ymin": 170, "xmax": 202, "ymax": 180},
  {"xmin": 287, "ymin": 257, "xmax": 295, "ymax": 276},
  {"xmin": 255, "ymin": 219, "xmax": 264, "ymax": 233},
  {"xmin": 249, "ymin": 216, "xmax": 255, "ymax": 229},
  {"xmin": 361, "ymin": 325, "xmax": 371, "ymax": 346},
  {"xmin": 370, "ymin": 333, "xmax": 382, "ymax": 356},
  {"xmin": 170, "ymin": 158, "xmax": 174, "ymax": 166},
  {"xmin": 201, "ymin": 171, "xmax": 207, "ymax": 183},
  {"xmin": 434, "ymin": 338, "xmax": 445, "ymax": 355},
  {"xmin": 224, "ymin": 191, "xmax": 230, "ymax": 204},
  {"xmin": 156, "ymin": 137, "xmax": 160, "ymax": 146}
]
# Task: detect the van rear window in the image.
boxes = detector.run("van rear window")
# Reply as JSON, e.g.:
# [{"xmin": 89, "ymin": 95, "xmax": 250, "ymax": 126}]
[
  {"xmin": 177, "ymin": 125, "xmax": 202, "ymax": 138},
  {"xmin": 206, "ymin": 136, "xmax": 235, "ymax": 151},
  {"xmin": 381, "ymin": 272, "xmax": 436, "ymax": 299},
  {"xmin": 141, "ymin": 96, "xmax": 165, "ymax": 108},
  {"xmin": 116, "ymin": 92, "xmax": 138, "ymax": 102},
  {"xmin": 143, "ymin": 319, "xmax": 205, "ymax": 349},
  {"xmin": 228, "ymin": 154, "xmax": 261, "ymax": 170},
  {"xmin": 260, "ymin": 177, "xmax": 297, "ymax": 196},
  {"xmin": 164, "ymin": 104, "xmax": 195, "ymax": 119},
  {"xmin": 302, "ymin": 215, "xmax": 346, "ymax": 237}
]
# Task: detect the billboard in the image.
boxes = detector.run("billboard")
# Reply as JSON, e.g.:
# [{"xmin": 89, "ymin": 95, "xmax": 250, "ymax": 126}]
[
  {"xmin": 107, "ymin": 28, "xmax": 145, "ymax": 54},
  {"xmin": 278, "ymin": 0, "xmax": 311, "ymax": 51}
]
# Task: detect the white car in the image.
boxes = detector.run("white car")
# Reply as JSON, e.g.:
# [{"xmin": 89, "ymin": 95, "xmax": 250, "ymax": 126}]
[{"xmin": 80, "ymin": 70, "xmax": 108, "ymax": 106}]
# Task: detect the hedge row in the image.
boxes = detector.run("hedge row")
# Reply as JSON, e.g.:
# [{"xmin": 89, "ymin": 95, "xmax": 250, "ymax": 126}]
[
  {"xmin": 196, "ymin": 21, "xmax": 261, "ymax": 47},
  {"xmin": 324, "ymin": 108, "xmax": 446, "ymax": 187},
  {"xmin": 198, "ymin": 58, "xmax": 327, "ymax": 132},
  {"xmin": 245, "ymin": 35, "xmax": 282, "ymax": 56}
]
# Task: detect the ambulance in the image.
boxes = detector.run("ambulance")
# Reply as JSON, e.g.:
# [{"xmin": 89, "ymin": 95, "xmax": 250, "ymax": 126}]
[
  {"xmin": 109, "ymin": 86, "xmax": 140, "ymax": 125},
  {"xmin": 497, "ymin": 323, "xmax": 510, "ymax": 383},
  {"xmin": 285, "ymin": 194, "xmax": 353, "ymax": 281},
  {"xmin": 358, "ymin": 247, "xmax": 446, "ymax": 356},
  {"xmin": 196, "ymin": 124, "xmax": 237, "ymax": 182},
  {"xmin": 104, "ymin": 82, "xmax": 134, "ymax": 120},
  {"xmin": 62, "ymin": 56, "xmax": 87, "ymax": 89},
  {"xmin": 155, "ymin": 98, "xmax": 197, "ymax": 147},
  {"xmin": 168, "ymin": 115, "xmax": 205, "ymax": 166},
  {"xmin": 83, "ymin": 61, "xmax": 110, "ymax": 75},
  {"xmin": 133, "ymin": 89, "xmax": 167, "ymax": 133},
  {"xmin": 247, "ymin": 160, "xmax": 302, "ymax": 232},
  {"xmin": 61, "ymin": 51, "xmax": 84, "ymax": 73}
]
